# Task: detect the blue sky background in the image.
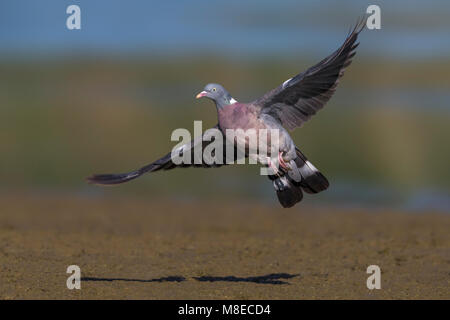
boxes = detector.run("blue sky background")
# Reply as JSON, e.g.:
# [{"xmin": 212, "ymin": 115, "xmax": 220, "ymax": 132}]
[{"xmin": 1, "ymin": 0, "xmax": 450, "ymax": 59}]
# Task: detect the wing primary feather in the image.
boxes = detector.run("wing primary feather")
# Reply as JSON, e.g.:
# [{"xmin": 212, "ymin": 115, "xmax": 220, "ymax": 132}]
[
  {"xmin": 255, "ymin": 18, "xmax": 364, "ymax": 131},
  {"xmin": 86, "ymin": 125, "xmax": 240, "ymax": 186}
]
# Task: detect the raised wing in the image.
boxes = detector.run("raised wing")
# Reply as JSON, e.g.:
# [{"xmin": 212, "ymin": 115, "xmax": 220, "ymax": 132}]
[
  {"xmin": 87, "ymin": 126, "xmax": 237, "ymax": 185},
  {"xmin": 255, "ymin": 20, "xmax": 364, "ymax": 131}
]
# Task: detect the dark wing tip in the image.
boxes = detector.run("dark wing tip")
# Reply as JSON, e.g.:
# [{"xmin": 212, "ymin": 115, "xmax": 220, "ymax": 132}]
[
  {"xmin": 335, "ymin": 17, "xmax": 365, "ymax": 67},
  {"xmin": 349, "ymin": 15, "xmax": 367, "ymax": 36},
  {"xmin": 344, "ymin": 17, "xmax": 365, "ymax": 47},
  {"xmin": 85, "ymin": 152, "xmax": 173, "ymax": 186},
  {"xmin": 86, "ymin": 172, "xmax": 141, "ymax": 185}
]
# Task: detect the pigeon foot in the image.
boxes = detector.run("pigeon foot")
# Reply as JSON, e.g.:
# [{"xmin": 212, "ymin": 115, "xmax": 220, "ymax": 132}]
[
  {"xmin": 278, "ymin": 152, "xmax": 291, "ymax": 171},
  {"xmin": 267, "ymin": 157, "xmax": 281, "ymax": 176}
]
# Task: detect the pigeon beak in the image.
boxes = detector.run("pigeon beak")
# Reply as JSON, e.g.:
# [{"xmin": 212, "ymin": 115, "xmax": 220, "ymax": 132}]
[{"xmin": 196, "ymin": 91, "xmax": 207, "ymax": 99}]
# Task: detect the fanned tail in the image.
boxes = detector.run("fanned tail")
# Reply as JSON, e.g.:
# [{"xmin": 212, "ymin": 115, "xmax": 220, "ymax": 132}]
[
  {"xmin": 269, "ymin": 148, "xmax": 329, "ymax": 208},
  {"xmin": 271, "ymin": 175, "xmax": 303, "ymax": 208},
  {"xmin": 294, "ymin": 148, "xmax": 329, "ymax": 194}
]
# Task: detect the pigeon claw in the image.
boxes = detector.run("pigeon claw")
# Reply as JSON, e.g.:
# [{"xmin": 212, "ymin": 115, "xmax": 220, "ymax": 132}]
[
  {"xmin": 267, "ymin": 157, "xmax": 280, "ymax": 176},
  {"xmin": 278, "ymin": 152, "xmax": 291, "ymax": 171}
]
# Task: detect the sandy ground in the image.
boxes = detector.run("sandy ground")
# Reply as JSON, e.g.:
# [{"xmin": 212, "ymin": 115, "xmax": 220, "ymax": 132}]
[{"xmin": 0, "ymin": 192, "xmax": 449, "ymax": 299}]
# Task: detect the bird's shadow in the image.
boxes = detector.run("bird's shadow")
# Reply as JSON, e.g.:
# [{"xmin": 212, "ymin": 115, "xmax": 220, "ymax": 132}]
[
  {"xmin": 81, "ymin": 273, "xmax": 298, "ymax": 285},
  {"xmin": 81, "ymin": 276, "xmax": 186, "ymax": 283},
  {"xmin": 194, "ymin": 273, "xmax": 299, "ymax": 285}
]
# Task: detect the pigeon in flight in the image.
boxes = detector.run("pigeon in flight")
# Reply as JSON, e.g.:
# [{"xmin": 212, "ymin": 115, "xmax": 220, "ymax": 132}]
[{"xmin": 88, "ymin": 21, "xmax": 364, "ymax": 208}]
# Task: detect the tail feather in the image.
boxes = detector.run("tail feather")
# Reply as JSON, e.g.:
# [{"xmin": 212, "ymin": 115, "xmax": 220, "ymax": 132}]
[
  {"xmin": 272, "ymin": 176, "xmax": 303, "ymax": 208},
  {"xmin": 269, "ymin": 148, "xmax": 329, "ymax": 208},
  {"xmin": 294, "ymin": 148, "xmax": 329, "ymax": 194}
]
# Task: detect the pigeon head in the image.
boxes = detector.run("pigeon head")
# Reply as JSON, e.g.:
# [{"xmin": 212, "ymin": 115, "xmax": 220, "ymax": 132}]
[{"xmin": 196, "ymin": 83, "xmax": 236, "ymax": 108}]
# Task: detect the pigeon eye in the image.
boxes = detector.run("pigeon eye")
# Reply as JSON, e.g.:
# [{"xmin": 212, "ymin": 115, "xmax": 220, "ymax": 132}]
[{"xmin": 212, "ymin": 88, "xmax": 217, "ymax": 92}]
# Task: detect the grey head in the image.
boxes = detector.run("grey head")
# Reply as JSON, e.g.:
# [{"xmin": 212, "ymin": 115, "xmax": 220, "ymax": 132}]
[{"xmin": 196, "ymin": 83, "xmax": 237, "ymax": 108}]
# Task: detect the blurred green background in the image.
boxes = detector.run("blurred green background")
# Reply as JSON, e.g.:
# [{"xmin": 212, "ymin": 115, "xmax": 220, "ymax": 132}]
[{"xmin": 1, "ymin": 0, "xmax": 449, "ymax": 211}]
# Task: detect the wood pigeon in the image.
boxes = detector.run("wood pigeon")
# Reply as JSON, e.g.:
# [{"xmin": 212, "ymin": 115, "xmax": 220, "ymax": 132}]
[{"xmin": 87, "ymin": 21, "xmax": 364, "ymax": 208}]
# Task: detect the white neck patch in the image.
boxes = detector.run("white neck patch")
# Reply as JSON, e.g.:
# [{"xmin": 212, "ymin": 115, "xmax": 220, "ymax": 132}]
[{"xmin": 230, "ymin": 97, "xmax": 237, "ymax": 104}]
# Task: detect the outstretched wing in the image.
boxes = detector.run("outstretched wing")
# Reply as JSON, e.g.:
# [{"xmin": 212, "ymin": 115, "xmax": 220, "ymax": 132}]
[
  {"xmin": 87, "ymin": 126, "xmax": 236, "ymax": 185},
  {"xmin": 255, "ymin": 20, "xmax": 364, "ymax": 131}
]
